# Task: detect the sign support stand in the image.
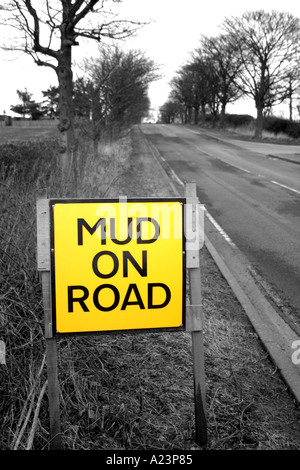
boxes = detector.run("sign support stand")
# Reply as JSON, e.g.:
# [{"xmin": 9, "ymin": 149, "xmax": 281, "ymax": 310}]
[
  {"xmin": 37, "ymin": 200, "xmax": 62, "ymax": 450},
  {"xmin": 45, "ymin": 335, "xmax": 61, "ymax": 450},
  {"xmin": 185, "ymin": 182, "xmax": 207, "ymax": 447},
  {"xmin": 37, "ymin": 190, "xmax": 207, "ymax": 449}
]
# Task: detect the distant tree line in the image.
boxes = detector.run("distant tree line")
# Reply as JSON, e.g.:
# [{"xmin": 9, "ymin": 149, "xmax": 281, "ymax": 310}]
[
  {"xmin": 10, "ymin": 46, "xmax": 158, "ymax": 148},
  {"xmin": 10, "ymin": 87, "xmax": 59, "ymax": 120},
  {"xmin": 160, "ymin": 10, "xmax": 300, "ymax": 138},
  {"xmin": 76, "ymin": 47, "xmax": 158, "ymax": 151}
]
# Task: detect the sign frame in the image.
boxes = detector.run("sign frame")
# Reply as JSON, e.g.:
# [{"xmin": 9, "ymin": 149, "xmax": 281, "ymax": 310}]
[
  {"xmin": 37, "ymin": 183, "xmax": 207, "ymax": 449},
  {"xmin": 49, "ymin": 197, "xmax": 186, "ymax": 338}
]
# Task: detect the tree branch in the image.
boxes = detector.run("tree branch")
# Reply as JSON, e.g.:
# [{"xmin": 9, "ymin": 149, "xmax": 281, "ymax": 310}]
[
  {"xmin": 24, "ymin": 0, "xmax": 58, "ymax": 59},
  {"xmin": 72, "ymin": 0, "xmax": 100, "ymax": 27}
]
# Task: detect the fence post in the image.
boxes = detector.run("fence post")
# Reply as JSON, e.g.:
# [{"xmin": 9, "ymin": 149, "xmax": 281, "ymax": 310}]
[
  {"xmin": 185, "ymin": 182, "xmax": 207, "ymax": 446},
  {"xmin": 37, "ymin": 199, "xmax": 62, "ymax": 450}
]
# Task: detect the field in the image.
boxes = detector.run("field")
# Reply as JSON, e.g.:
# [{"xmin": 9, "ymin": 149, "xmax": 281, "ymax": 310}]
[
  {"xmin": 0, "ymin": 125, "xmax": 59, "ymax": 143},
  {"xmin": 1, "ymin": 124, "xmax": 300, "ymax": 451}
]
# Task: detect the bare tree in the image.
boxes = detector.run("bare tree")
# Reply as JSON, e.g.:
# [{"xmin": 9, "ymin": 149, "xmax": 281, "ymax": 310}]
[
  {"xmin": 169, "ymin": 37, "xmax": 242, "ymax": 127},
  {"xmin": 184, "ymin": 57, "xmax": 213, "ymax": 124},
  {"xmin": 223, "ymin": 10, "xmax": 300, "ymax": 138},
  {"xmin": 0, "ymin": 1, "xmax": 142, "ymax": 179},
  {"xmin": 159, "ymin": 100, "xmax": 183, "ymax": 124},
  {"xmin": 283, "ymin": 70, "xmax": 300, "ymax": 121},
  {"xmin": 199, "ymin": 34, "xmax": 243, "ymax": 126},
  {"xmin": 80, "ymin": 46, "xmax": 158, "ymax": 153},
  {"xmin": 170, "ymin": 61, "xmax": 211, "ymax": 125}
]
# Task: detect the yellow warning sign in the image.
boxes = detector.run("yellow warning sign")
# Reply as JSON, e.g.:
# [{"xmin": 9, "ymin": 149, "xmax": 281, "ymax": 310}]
[{"xmin": 50, "ymin": 199, "xmax": 185, "ymax": 334}]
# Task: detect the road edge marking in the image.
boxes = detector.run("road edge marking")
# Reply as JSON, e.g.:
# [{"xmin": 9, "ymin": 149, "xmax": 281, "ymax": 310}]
[
  {"xmin": 140, "ymin": 127, "xmax": 237, "ymax": 249},
  {"xmin": 204, "ymin": 210, "xmax": 236, "ymax": 248},
  {"xmin": 271, "ymin": 180, "xmax": 300, "ymax": 195}
]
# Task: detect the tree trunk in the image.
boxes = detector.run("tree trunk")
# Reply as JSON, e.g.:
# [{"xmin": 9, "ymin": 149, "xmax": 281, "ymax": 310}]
[
  {"xmin": 179, "ymin": 109, "xmax": 184, "ymax": 124},
  {"xmin": 285, "ymin": 76, "xmax": 293, "ymax": 121},
  {"xmin": 289, "ymin": 80, "xmax": 293, "ymax": 121},
  {"xmin": 220, "ymin": 101, "xmax": 226, "ymax": 127},
  {"xmin": 184, "ymin": 106, "xmax": 188, "ymax": 124},
  {"xmin": 187, "ymin": 105, "xmax": 192, "ymax": 124},
  {"xmin": 91, "ymin": 85, "xmax": 101, "ymax": 157},
  {"xmin": 255, "ymin": 70, "xmax": 267, "ymax": 139},
  {"xmin": 255, "ymin": 105, "xmax": 263, "ymax": 139},
  {"xmin": 56, "ymin": 44, "xmax": 76, "ymax": 186},
  {"xmin": 194, "ymin": 105, "xmax": 199, "ymax": 125}
]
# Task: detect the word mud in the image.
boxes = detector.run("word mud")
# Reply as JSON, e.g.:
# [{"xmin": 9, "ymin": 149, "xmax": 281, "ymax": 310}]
[{"xmin": 78, "ymin": 217, "xmax": 160, "ymax": 244}]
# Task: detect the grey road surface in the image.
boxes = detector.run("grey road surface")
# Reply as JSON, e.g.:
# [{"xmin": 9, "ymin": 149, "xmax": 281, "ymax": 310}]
[{"xmin": 140, "ymin": 124, "xmax": 300, "ymax": 329}]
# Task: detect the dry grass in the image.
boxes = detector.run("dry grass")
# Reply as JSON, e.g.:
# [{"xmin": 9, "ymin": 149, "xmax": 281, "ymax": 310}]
[
  {"xmin": 0, "ymin": 125, "xmax": 59, "ymax": 143},
  {"xmin": 77, "ymin": 133, "xmax": 132, "ymax": 198},
  {"xmin": 223, "ymin": 123, "xmax": 296, "ymax": 143},
  {"xmin": 201, "ymin": 245, "xmax": 300, "ymax": 450},
  {"xmin": 1, "ymin": 125, "xmax": 300, "ymax": 450}
]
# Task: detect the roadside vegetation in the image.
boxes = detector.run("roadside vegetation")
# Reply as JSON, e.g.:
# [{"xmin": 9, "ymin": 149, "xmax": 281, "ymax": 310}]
[
  {"xmin": 193, "ymin": 113, "xmax": 300, "ymax": 144},
  {"xmin": 159, "ymin": 10, "xmax": 300, "ymax": 139}
]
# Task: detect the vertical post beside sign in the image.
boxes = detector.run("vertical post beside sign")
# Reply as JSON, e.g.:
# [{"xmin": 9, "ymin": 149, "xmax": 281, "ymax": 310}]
[
  {"xmin": 185, "ymin": 182, "xmax": 207, "ymax": 447},
  {"xmin": 36, "ymin": 199, "xmax": 62, "ymax": 450}
]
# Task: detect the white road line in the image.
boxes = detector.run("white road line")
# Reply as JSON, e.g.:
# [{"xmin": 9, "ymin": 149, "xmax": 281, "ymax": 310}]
[
  {"xmin": 190, "ymin": 129, "xmax": 202, "ymax": 135},
  {"xmin": 225, "ymin": 162, "xmax": 251, "ymax": 174},
  {"xmin": 194, "ymin": 145, "xmax": 212, "ymax": 157},
  {"xmin": 193, "ymin": 145, "xmax": 251, "ymax": 174},
  {"xmin": 165, "ymin": 158, "xmax": 237, "ymax": 248},
  {"xmin": 164, "ymin": 158, "xmax": 237, "ymax": 248},
  {"xmin": 271, "ymin": 180, "xmax": 300, "ymax": 195},
  {"xmin": 159, "ymin": 154, "xmax": 185, "ymax": 187},
  {"xmin": 204, "ymin": 210, "xmax": 237, "ymax": 248},
  {"xmin": 149, "ymin": 137, "xmax": 237, "ymax": 249}
]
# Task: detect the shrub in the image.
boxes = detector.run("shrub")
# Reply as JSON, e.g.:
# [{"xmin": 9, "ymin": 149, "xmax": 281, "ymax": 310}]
[
  {"xmin": 199, "ymin": 113, "xmax": 254, "ymax": 128},
  {"xmin": 263, "ymin": 116, "xmax": 300, "ymax": 139},
  {"xmin": 0, "ymin": 137, "xmax": 62, "ymax": 449},
  {"xmin": 263, "ymin": 117, "xmax": 288, "ymax": 135},
  {"xmin": 0, "ymin": 138, "xmax": 60, "ymax": 183},
  {"xmin": 223, "ymin": 114, "xmax": 254, "ymax": 128},
  {"xmin": 286, "ymin": 121, "xmax": 300, "ymax": 139}
]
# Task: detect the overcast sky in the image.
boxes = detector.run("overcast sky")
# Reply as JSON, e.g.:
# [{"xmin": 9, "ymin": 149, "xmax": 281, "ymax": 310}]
[{"xmin": 0, "ymin": 0, "xmax": 299, "ymax": 117}]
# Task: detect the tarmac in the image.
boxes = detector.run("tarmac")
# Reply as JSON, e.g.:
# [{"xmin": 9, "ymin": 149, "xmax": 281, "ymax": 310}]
[{"xmin": 139, "ymin": 125, "xmax": 300, "ymax": 404}]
